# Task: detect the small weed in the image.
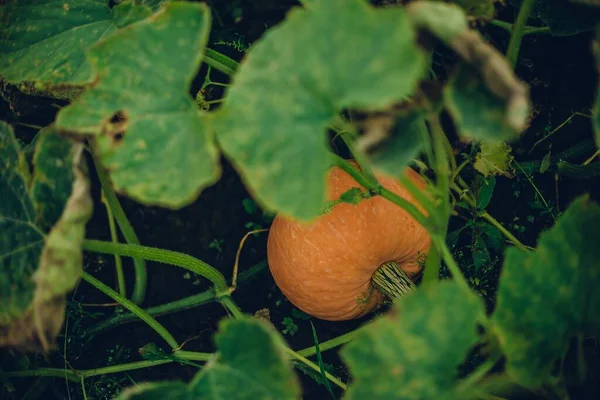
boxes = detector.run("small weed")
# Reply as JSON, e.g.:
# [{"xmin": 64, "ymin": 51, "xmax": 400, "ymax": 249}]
[
  {"xmin": 209, "ymin": 238, "xmax": 224, "ymax": 253},
  {"xmin": 282, "ymin": 317, "xmax": 298, "ymax": 336}
]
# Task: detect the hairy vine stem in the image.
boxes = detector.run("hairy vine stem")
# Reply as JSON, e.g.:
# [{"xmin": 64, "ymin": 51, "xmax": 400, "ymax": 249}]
[
  {"xmin": 506, "ymin": 0, "xmax": 536, "ymax": 68},
  {"xmin": 204, "ymin": 48, "xmax": 238, "ymax": 75},
  {"xmin": 488, "ymin": 19, "xmax": 550, "ymax": 36},
  {"xmin": 83, "ymin": 240, "xmax": 228, "ymax": 294},
  {"xmin": 81, "ymin": 272, "xmax": 179, "ymax": 350},
  {"xmin": 333, "ymin": 156, "xmax": 430, "ymax": 230},
  {"xmin": 91, "ymin": 147, "xmax": 147, "ymax": 305},
  {"xmin": 0, "ymin": 360, "xmax": 174, "ymax": 383},
  {"xmin": 100, "ymin": 189, "xmax": 126, "ymax": 299},
  {"xmin": 81, "ymin": 240, "xmax": 347, "ymax": 390},
  {"xmin": 82, "ymin": 240, "xmax": 242, "ymax": 315},
  {"xmin": 83, "ymin": 262, "xmax": 267, "ymax": 338}
]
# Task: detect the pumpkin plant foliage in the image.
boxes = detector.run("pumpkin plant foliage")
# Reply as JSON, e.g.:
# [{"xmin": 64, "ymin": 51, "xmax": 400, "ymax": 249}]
[
  {"xmin": 492, "ymin": 195, "xmax": 600, "ymax": 388},
  {"xmin": 215, "ymin": 0, "xmax": 428, "ymax": 220},
  {"xmin": 0, "ymin": 0, "xmax": 599, "ymax": 399},
  {"xmin": 0, "ymin": 122, "xmax": 93, "ymax": 352},
  {"xmin": 116, "ymin": 318, "xmax": 301, "ymax": 400},
  {"xmin": 341, "ymin": 281, "xmax": 487, "ymax": 400},
  {"xmin": 0, "ymin": 0, "xmax": 152, "ymax": 99},
  {"xmin": 55, "ymin": 2, "xmax": 221, "ymax": 209}
]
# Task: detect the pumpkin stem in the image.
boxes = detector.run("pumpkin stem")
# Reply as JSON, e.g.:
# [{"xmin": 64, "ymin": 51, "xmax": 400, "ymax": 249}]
[{"xmin": 371, "ymin": 262, "xmax": 416, "ymax": 302}]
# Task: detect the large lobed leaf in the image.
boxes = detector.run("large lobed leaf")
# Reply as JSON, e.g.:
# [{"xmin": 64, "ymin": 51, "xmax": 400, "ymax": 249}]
[
  {"xmin": 341, "ymin": 281, "xmax": 486, "ymax": 400},
  {"xmin": 215, "ymin": 0, "xmax": 427, "ymax": 220},
  {"xmin": 116, "ymin": 318, "xmax": 301, "ymax": 400},
  {"xmin": 0, "ymin": 122, "xmax": 92, "ymax": 351},
  {"xmin": 56, "ymin": 2, "xmax": 220, "ymax": 209},
  {"xmin": 0, "ymin": 122, "xmax": 42, "ymax": 330},
  {"xmin": 0, "ymin": 0, "xmax": 152, "ymax": 98},
  {"xmin": 492, "ymin": 195, "xmax": 600, "ymax": 387}
]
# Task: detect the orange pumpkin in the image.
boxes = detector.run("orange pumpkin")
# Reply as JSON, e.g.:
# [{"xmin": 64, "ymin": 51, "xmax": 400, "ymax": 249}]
[{"xmin": 266, "ymin": 162, "xmax": 430, "ymax": 321}]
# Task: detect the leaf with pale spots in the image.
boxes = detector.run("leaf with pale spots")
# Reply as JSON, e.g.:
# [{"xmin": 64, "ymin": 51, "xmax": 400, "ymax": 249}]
[
  {"xmin": 134, "ymin": 0, "xmax": 169, "ymax": 12},
  {"xmin": 0, "ymin": 122, "xmax": 93, "ymax": 352},
  {"xmin": 56, "ymin": 3, "xmax": 220, "ymax": 209},
  {"xmin": 215, "ymin": 0, "xmax": 427, "ymax": 220},
  {"xmin": 30, "ymin": 126, "xmax": 77, "ymax": 230},
  {"xmin": 0, "ymin": 0, "xmax": 152, "ymax": 99},
  {"xmin": 115, "ymin": 318, "xmax": 301, "ymax": 400},
  {"xmin": 492, "ymin": 195, "xmax": 600, "ymax": 388},
  {"xmin": 341, "ymin": 281, "xmax": 486, "ymax": 400}
]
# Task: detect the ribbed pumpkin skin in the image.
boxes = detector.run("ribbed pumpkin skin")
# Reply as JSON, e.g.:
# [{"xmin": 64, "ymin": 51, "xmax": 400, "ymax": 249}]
[{"xmin": 267, "ymin": 164, "xmax": 430, "ymax": 321}]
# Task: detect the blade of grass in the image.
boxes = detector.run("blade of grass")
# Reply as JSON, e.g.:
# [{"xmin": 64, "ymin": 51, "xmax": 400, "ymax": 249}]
[{"xmin": 310, "ymin": 322, "xmax": 336, "ymax": 399}]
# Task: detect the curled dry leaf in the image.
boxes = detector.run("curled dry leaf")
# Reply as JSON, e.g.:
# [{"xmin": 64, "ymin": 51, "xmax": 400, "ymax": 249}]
[
  {"xmin": 450, "ymin": 29, "xmax": 530, "ymax": 134},
  {"xmin": 474, "ymin": 142, "xmax": 514, "ymax": 178},
  {"xmin": 0, "ymin": 125, "xmax": 92, "ymax": 352},
  {"xmin": 407, "ymin": 1, "xmax": 531, "ymax": 138}
]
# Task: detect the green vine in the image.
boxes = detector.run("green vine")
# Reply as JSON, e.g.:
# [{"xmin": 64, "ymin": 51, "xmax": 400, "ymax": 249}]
[
  {"xmin": 81, "ymin": 272, "xmax": 179, "ymax": 350},
  {"xmin": 91, "ymin": 147, "xmax": 148, "ymax": 305},
  {"xmin": 506, "ymin": 0, "xmax": 536, "ymax": 68}
]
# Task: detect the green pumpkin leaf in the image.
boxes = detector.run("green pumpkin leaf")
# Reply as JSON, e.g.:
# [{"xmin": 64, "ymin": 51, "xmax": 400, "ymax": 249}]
[
  {"xmin": 339, "ymin": 188, "xmax": 367, "ymax": 205},
  {"xmin": 510, "ymin": 0, "xmax": 600, "ymax": 36},
  {"xmin": 406, "ymin": 1, "xmax": 469, "ymax": 42},
  {"xmin": 30, "ymin": 127, "xmax": 77, "ymax": 230},
  {"xmin": 478, "ymin": 221, "xmax": 504, "ymax": 252},
  {"xmin": 473, "ymin": 142, "xmax": 514, "ymax": 177},
  {"xmin": 56, "ymin": 2, "xmax": 220, "ymax": 209},
  {"xmin": 132, "ymin": 0, "xmax": 169, "ymax": 12},
  {"xmin": 472, "ymin": 234, "xmax": 490, "ymax": 271},
  {"xmin": 116, "ymin": 318, "xmax": 301, "ymax": 400},
  {"xmin": 112, "ymin": 1, "xmax": 153, "ymax": 28},
  {"xmin": 446, "ymin": 65, "xmax": 527, "ymax": 142},
  {"xmin": 356, "ymin": 109, "xmax": 427, "ymax": 177},
  {"xmin": 0, "ymin": 122, "xmax": 92, "ymax": 352},
  {"xmin": 492, "ymin": 195, "xmax": 600, "ymax": 387},
  {"xmin": 0, "ymin": 0, "xmax": 152, "ymax": 99},
  {"xmin": 216, "ymin": 0, "xmax": 426, "ymax": 220},
  {"xmin": 341, "ymin": 281, "xmax": 486, "ymax": 400},
  {"xmin": 476, "ymin": 175, "xmax": 495, "ymax": 210},
  {"xmin": 0, "ymin": 122, "xmax": 42, "ymax": 332}
]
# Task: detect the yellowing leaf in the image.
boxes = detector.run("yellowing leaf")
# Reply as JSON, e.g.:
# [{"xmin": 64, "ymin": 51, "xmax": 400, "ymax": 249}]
[{"xmin": 474, "ymin": 142, "xmax": 514, "ymax": 177}]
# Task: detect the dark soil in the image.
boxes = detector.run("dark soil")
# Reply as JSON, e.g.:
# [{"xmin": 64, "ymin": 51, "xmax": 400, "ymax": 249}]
[{"xmin": 2, "ymin": 1, "xmax": 600, "ymax": 399}]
